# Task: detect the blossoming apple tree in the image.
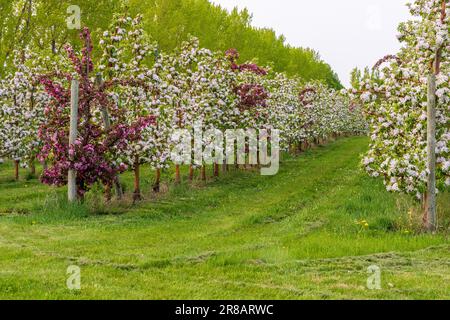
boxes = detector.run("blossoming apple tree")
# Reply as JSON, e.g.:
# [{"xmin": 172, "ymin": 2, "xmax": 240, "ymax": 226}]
[
  {"xmin": 39, "ymin": 27, "xmax": 155, "ymax": 199},
  {"xmin": 0, "ymin": 49, "xmax": 55, "ymax": 179},
  {"xmin": 351, "ymin": 0, "xmax": 449, "ymax": 230}
]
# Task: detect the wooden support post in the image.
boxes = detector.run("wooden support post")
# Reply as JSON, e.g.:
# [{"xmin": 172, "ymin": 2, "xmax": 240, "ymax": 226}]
[
  {"xmin": 424, "ymin": 0, "xmax": 447, "ymax": 232},
  {"xmin": 425, "ymin": 73, "xmax": 437, "ymax": 232},
  {"xmin": 68, "ymin": 79, "xmax": 79, "ymax": 202}
]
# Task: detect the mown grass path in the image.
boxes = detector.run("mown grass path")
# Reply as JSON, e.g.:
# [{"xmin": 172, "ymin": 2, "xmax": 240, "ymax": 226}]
[{"xmin": 0, "ymin": 137, "xmax": 448, "ymax": 299}]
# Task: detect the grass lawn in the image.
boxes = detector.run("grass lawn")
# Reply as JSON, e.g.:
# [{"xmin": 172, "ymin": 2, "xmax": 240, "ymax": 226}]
[{"xmin": 0, "ymin": 136, "xmax": 449, "ymax": 299}]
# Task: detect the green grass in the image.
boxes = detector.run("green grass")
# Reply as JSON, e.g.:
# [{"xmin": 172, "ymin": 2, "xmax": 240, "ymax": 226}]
[{"xmin": 0, "ymin": 136, "xmax": 449, "ymax": 299}]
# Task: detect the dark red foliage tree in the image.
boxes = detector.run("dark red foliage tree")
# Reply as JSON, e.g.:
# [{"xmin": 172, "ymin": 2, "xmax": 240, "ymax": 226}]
[
  {"xmin": 38, "ymin": 28, "xmax": 155, "ymax": 198},
  {"xmin": 226, "ymin": 48, "xmax": 269, "ymax": 110}
]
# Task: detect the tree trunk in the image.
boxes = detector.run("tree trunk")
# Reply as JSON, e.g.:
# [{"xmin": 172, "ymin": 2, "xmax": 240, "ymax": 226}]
[
  {"xmin": 175, "ymin": 165, "xmax": 181, "ymax": 184},
  {"xmin": 214, "ymin": 163, "xmax": 219, "ymax": 177},
  {"xmin": 42, "ymin": 160, "xmax": 48, "ymax": 171},
  {"xmin": 201, "ymin": 165, "xmax": 206, "ymax": 181},
  {"xmin": 153, "ymin": 168, "xmax": 161, "ymax": 193},
  {"xmin": 422, "ymin": 193, "xmax": 428, "ymax": 226},
  {"xmin": 222, "ymin": 159, "xmax": 227, "ymax": 174},
  {"xmin": 297, "ymin": 143, "xmax": 303, "ymax": 154},
  {"xmin": 40, "ymin": 160, "xmax": 47, "ymax": 180},
  {"xmin": 29, "ymin": 160, "xmax": 36, "ymax": 176},
  {"xmin": 105, "ymin": 184, "xmax": 112, "ymax": 202},
  {"xmin": 189, "ymin": 165, "xmax": 194, "ymax": 181},
  {"xmin": 114, "ymin": 177, "xmax": 123, "ymax": 200},
  {"xmin": 95, "ymin": 73, "xmax": 123, "ymax": 200},
  {"xmin": 133, "ymin": 155, "xmax": 142, "ymax": 202},
  {"xmin": 14, "ymin": 160, "xmax": 19, "ymax": 181},
  {"xmin": 51, "ymin": 39, "xmax": 56, "ymax": 55}
]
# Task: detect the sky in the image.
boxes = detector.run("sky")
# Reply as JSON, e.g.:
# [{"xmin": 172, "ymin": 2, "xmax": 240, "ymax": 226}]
[{"xmin": 210, "ymin": 0, "xmax": 412, "ymax": 87}]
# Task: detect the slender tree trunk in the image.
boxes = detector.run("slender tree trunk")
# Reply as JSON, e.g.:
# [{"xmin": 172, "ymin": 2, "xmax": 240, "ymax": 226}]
[
  {"xmin": 175, "ymin": 105, "xmax": 183, "ymax": 185},
  {"xmin": 133, "ymin": 155, "xmax": 142, "ymax": 202},
  {"xmin": 39, "ymin": 159, "xmax": 47, "ymax": 180},
  {"xmin": 114, "ymin": 177, "xmax": 123, "ymax": 200},
  {"xmin": 422, "ymin": 192, "xmax": 428, "ymax": 225},
  {"xmin": 153, "ymin": 168, "xmax": 161, "ymax": 193},
  {"xmin": 214, "ymin": 163, "xmax": 219, "ymax": 177},
  {"xmin": 14, "ymin": 160, "xmax": 19, "ymax": 181},
  {"xmin": 29, "ymin": 160, "xmax": 36, "ymax": 176},
  {"xmin": 297, "ymin": 143, "xmax": 303, "ymax": 154},
  {"xmin": 95, "ymin": 73, "xmax": 122, "ymax": 200},
  {"xmin": 201, "ymin": 165, "xmax": 206, "ymax": 181},
  {"xmin": 41, "ymin": 160, "xmax": 48, "ymax": 171},
  {"xmin": 105, "ymin": 184, "xmax": 112, "ymax": 202},
  {"xmin": 222, "ymin": 159, "xmax": 227, "ymax": 174},
  {"xmin": 189, "ymin": 165, "xmax": 194, "ymax": 181},
  {"xmin": 175, "ymin": 165, "xmax": 181, "ymax": 184}
]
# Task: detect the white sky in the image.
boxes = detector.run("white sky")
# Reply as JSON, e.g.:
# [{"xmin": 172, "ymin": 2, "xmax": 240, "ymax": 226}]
[{"xmin": 211, "ymin": 0, "xmax": 411, "ymax": 87}]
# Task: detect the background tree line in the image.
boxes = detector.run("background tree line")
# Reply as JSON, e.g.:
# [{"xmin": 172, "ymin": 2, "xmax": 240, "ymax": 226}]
[{"xmin": 0, "ymin": 0, "xmax": 342, "ymax": 88}]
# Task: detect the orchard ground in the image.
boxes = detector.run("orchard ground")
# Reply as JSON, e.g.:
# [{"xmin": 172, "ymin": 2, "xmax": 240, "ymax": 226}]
[{"xmin": 0, "ymin": 136, "xmax": 448, "ymax": 299}]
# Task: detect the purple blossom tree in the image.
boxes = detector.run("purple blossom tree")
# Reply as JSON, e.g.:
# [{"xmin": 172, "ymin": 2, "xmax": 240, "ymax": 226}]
[{"xmin": 38, "ymin": 28, "xmax": 156, "ymax": 200}]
